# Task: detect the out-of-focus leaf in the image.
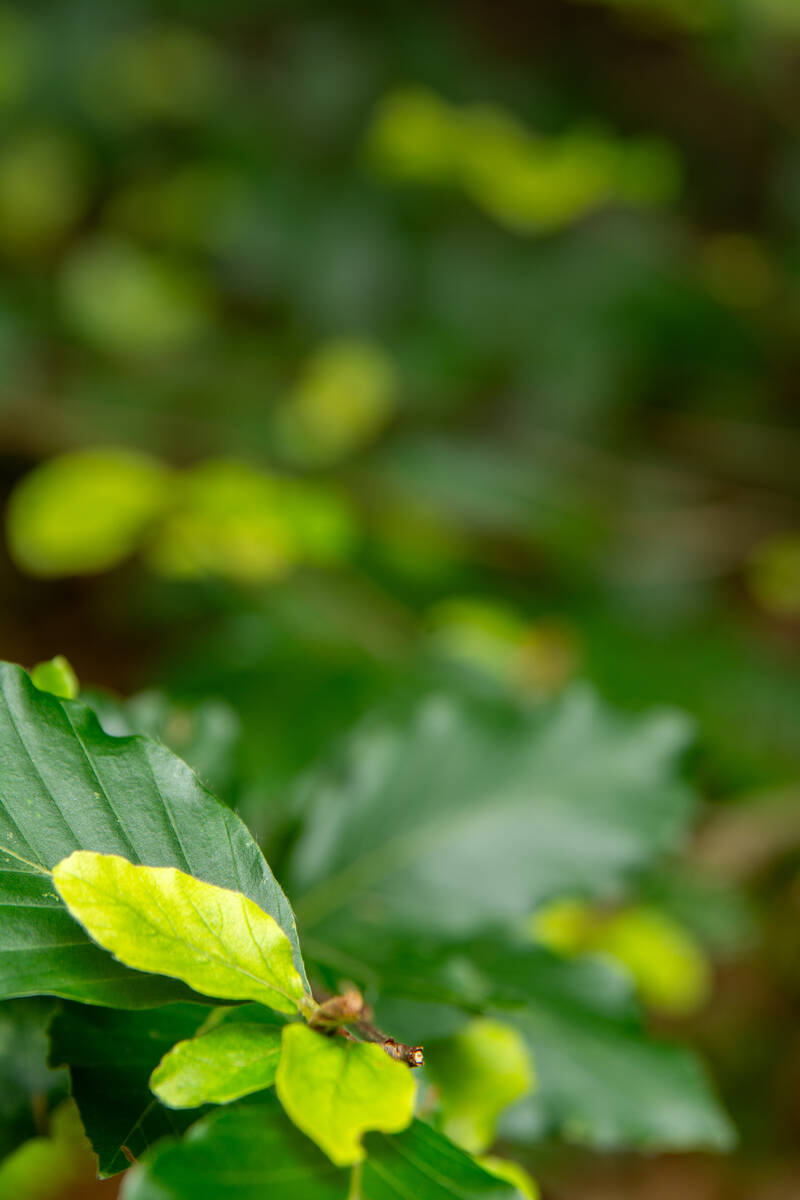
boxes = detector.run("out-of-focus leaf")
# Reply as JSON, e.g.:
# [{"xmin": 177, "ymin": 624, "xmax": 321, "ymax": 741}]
[
  {"xmin": 0, "ymin": 1099, "xmax": 96, "ymax": 1200},
  {"xmin": 150, "ymin": 1022, "xmax": 283, "ymax": 1109},
  {"xmin": 425, "ymin": 1018, "xmax": 534, "ymax": 1153},
  {"xmin": 308, "ymin": 930, "xmax": 734, "ymax": 1152},
  {"xmin": 6, "ymin": 448, "xmax": 170, "ymax": 578},
  {"xmin": 53, "ymin": 851, "xmax": 312, "ymax": 1015},
  {"xmin": 367, "ymin": 87, "xmax": 680, "ymax": 232},
  {"xmin": 479, "ymin": 1156, "xmax": 539, "ymax": 1199},
  {"xmin": 289, "ymin": 687, "xmax": 695, "ymax": 937},
  {"xmin": 0, "ymin": 128, "xmax": 92, "ymax": 256},
  {"xmin": 145, "ymin": 459, "xmax": 356, "ymax": 583},
  {"xmin": 48, "ymin": 1003, "xmax": 208, "ymax": 1177},
  {"xmin": 0, "ymin": 662, "xmax": 306, "ymax": 1006},
  {"xmin": 274, "ymin": 339, "xmax": 396, "ymax": 466},
  {"xmin": 121, "ymin": 1096, "xmax": 525, "ymax": 1200},
  {"xmin": 747, "ymin": 533, "xmax": 800, "ymax": 616},
  {"xmin": 29, "ymin": 656, "xmax": 79, "ymax": 701},
  {"xmin": 0, "ymin": 999, "xmax": 67, "ymax": 1163},
  {"xmin": 85, "ymin": 26, "xmax": 228, "ymax": 125},
  {"xmin": 532, "ymin": 899, "xmax": 711, "ymax": 1015},
  {"xmin": 59, "ymin": 235, "xmax": 213, "ymax": 357},
  {"xmin": 275, "ymin": 1023, "xmax": 416, "ymax": 1166}
]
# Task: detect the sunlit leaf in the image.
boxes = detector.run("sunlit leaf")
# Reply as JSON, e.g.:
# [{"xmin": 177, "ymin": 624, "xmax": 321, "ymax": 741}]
[
  {"xmin": 275, "ymin": 1023, "xmax": 416, "ymax": 1166},
  {"xmin": 426, "ymin": 1018, "xmax": 534, "ymax": 1153},
  {"xmin": 53, "ymin": 851, "xmax": 312, "ymax": 1015},
  {"xmin": 274, "ymin": 339, "xmax": 396, "ymax": 466},
  {"xmin": 0, "ymin": 662, "xmax": 306, "ymax": 1007},
  {"xmin": 6, "ymin": 448, "xmax": 170, "ymax": 577},
  {"xmin": 151, "ymin": 1022, "xmax": 283, "ymax": 1109},
  {"xmin": 29, "ymin": 656, "xmax": 79, "ymax": 701}
]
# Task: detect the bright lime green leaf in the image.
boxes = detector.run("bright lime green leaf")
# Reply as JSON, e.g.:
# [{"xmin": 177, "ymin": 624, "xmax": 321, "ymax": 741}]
[
  {"xmin": 530, "ymin": 897, "xmax": 598, "ymax": 955},
  {"xmin": 59, "ymin": 235, "xmax": 213, "ymax": 357},
  {"xmin": 275, "ymin": 1023, "xmax": 416, "ymax": 1166},
  {"xmin": 52, "ymin": 851, "xmax": 312, "ymax": 1015},
  {"xmin": 479, "ymin": 1156, "xmax": 539, "ymax": 1200},
  {"xmin": 532, "ymin": 899, "xmax": 710, "ymax": 1016},
  {"xmin": 426, "ymin": 1018, "xmax": 534, "ymax": 1153},
  {"xmin": 145, "ymin": 459, "xmax": 298, "ymax": 583},
  {"xmin": 30, "ymin": 656, "xmax": 79, "ymax": 701},
  {"xmin": 365, "ymin": 86, "xmax": 459, "ymax": 182},
  {"xmin": 6, "ymin": 448, "xmax": 171, "ymax": 577},
  {"xmin": 274, "ymin": 340, "xmax": 396, "ymax": 466},
  {"xmin": 151, "ymin": 1022, "xmax": 283, "ymax": 1109},
  {"xmin": 593, "ymin": 908, "xmax": 710, "ymax": 1017},
  {"xmin": 366, "ymin": 89, "xmax": 680, "ymax": 234}
]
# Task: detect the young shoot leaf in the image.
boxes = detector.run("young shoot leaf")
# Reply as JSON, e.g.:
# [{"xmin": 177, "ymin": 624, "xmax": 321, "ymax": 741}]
[
  {"xmin": 52, "ymin": 852, "xmax": 313, "ymax": 1016},
  {"xmin": 151, "ymin": 1023, "xmax": 283, "ymax": 1109},
  {"xmin": 425, "ymin": 1018, "xmax": 535, "ymax": 1154},
  {"xmin": 275, "ymin": 1024, "xmax": 416, "ymax": 1166}
]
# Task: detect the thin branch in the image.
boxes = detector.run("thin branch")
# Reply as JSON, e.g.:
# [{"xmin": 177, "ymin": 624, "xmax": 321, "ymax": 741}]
[{"xmin": 311, "ymin": 987, "xmax": 424, "ymax": 1067}]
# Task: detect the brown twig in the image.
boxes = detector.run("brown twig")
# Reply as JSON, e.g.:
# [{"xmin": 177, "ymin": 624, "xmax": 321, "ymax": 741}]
[{"xmin": 311, "ymin": 987, "xmax": 424, "ymax": 1067}]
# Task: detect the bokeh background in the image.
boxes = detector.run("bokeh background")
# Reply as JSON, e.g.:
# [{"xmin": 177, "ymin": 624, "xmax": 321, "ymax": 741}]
[{"xmin": 1, "ymin": 0, "xmax": 800, "ymax": 1196}]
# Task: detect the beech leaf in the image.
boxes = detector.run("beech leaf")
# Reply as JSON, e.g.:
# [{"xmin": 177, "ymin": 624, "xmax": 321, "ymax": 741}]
[
  {"xmin": 52, "ymin": 851, "xmax": 312, "ymax": 1015},
  {"xmin": 150, "ymin": 1022, "xmax": 283, "ymax": 1109},
  {"xmin": 275, "ymin": 1023, "xmax": 416, "ymax": 1166}
]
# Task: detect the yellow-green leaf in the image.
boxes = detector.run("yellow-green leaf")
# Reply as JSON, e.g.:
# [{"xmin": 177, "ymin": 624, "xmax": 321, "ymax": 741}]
[
  {"xmin": 478, "ymin": 1156, "xmax": 539, "ymax": 1200},
  {"xmin": 6, "ymin": 448, "xmax": 171, "ymax": 577},
  {"xmin": 151, "ymin": 1023, "xmax": 283, "ymax": 1109},
  {"xmin": 275, "ymin": 1023, "xmax": 416, "ymax": 1166},
  {"xmin": 425, "ymin": 1018, "xmax": 534, "ymax": 1154},
  {"xmin": 30, "ymin": 655, "xmax": 79, "ymax": 700},
  {"xmin": 52, "ymin": 852, "xmax": 312, "ymax": 1015}
]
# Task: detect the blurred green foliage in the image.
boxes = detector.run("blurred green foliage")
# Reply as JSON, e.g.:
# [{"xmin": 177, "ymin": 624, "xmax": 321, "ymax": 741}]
[{"xmin": 0, "ymin": 0, "xmax": 799, "ymax": 1194}]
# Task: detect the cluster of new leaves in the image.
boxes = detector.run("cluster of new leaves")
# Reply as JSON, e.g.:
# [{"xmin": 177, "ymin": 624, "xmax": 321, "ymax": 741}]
[{"xmin": 0, "ymin": 661, "xmax": 734, "ymax": 1198}]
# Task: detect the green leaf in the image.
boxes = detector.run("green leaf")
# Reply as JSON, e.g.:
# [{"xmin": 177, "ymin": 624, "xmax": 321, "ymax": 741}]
[
  {"xmin": 289, "ymin": 688, "xmax": 695, "ymax": 936},
  {"xmin": 307, "ymin": 929, "xmax": 734, "ymax": 1152},
  {"xmin": 0, "ymin": 1099, "xmax": 97, "ymax": 1199},
  {"xmin": 6, "ymin": 448, "xmax": 171, "ymax": 577},
  {"xmin": 0, "ymin": 662, "xmax": 306, "ymax": 1007},
  {"xmin": 0, "ymin": 999, "xmax": 67, "ymax": 1162},
  {"xmin": 121, "ymin": 1096, "xmax": 525, "ymax": 1200},
  {"xmin": 150, "ymin": 1022, "xmax": 283, "ymax": 1109},
  {"xmin": 48, "ymin": 1003, "xmax": 209, "ymax": 1177},
  {"xmin": 478, "ymin": 1157, "xmax": 539, "ymax": 1200},
  {"xmin": 52, "ymin": 851, "xmax": 312, "ymax": 1015},
  {"xmin": 275, "ymin": 1023, "xmax": 416, "ymax": 1166},
  {"xmin": 30, "ymin": 656, "xmax": 79, "ymax": 701},
  {"xmin": 425, "ymin": 1018, "xmax": 534, "ymax": 1153}
]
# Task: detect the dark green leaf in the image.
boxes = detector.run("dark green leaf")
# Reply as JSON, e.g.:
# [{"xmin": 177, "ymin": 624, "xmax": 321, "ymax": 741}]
[
  {"xmin": 290, "ymin": 688, "xmax": 695, "ymax": 936},
  {"xmin": 120, "ymin": 1096, "xmax": 525, "ymax": 1200},
  {"xmin": 48, "ymin": 1002, "xmax": 209, "ymax": 1177},
  {"xmin": 309, "ymin": 930, "xmax": 734, "ymax": 1152},
  {"xmin": 0, "ymin": 662, "xmax": 306, "ymax": 1006},
  {"xmin": 0, "ymin": 998, "xmax": 67, "ymax": 1162}
]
